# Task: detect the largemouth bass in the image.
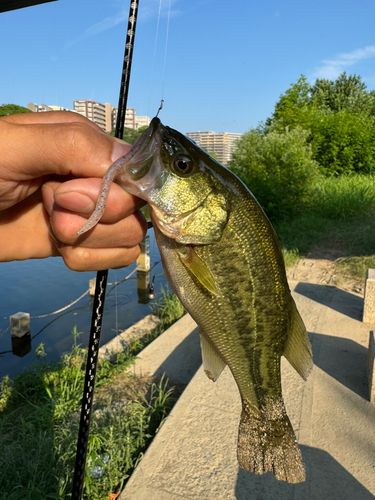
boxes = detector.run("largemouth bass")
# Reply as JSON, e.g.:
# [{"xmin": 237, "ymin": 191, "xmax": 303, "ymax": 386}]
[{"xmin": 77, "ymin": 117, "xmax": 313, "ymax": 483}]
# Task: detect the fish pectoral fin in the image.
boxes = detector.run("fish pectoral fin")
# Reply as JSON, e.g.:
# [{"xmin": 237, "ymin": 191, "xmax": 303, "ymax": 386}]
[
  {"xmin": 283, "ymin": 302, "xmax": 313, "ymax": 381},
  {"xmin": 199, "ymin": 330, "xmax": 226, "ymax": 382},
  {"xmin": 177, "ymin": 246, "xmax": 218, "ymax": 296}
]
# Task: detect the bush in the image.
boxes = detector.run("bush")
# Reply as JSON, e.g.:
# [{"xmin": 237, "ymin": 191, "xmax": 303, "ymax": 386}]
[
  {"xmin": 311, "ymin": 111, "xmax": 375, "ymax": 176},
  {"xmin": 230, "ymin": 126, "xmax": 320, "ymax": 221}
]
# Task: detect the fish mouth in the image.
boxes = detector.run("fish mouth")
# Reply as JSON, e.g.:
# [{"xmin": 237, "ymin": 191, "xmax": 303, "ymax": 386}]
[
  {"xmin": 124, "ymin": 117, "xmax": 162, "ymax": 179},
  {"xmin": 117, "ymin": 117, "xmax": 167, "ymax": 198}
]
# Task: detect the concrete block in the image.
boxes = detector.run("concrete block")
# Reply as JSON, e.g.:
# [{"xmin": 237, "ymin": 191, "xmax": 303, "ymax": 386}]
[
  {"xmin": 10, "ymin": 311, "xmax": 30, "ymax": 338},
  {"xmin": 89, "ymin": 278, "xmax": 96, "ymax": 296},
  {"xmin": 368, "ymin": 331, "xmax": 375, "ymax": 403},
  {"xmin": 363, "ymin": 269, "xmax": 375, "ymax": 324},
  {"xmin": 137, "ymin": 235, "xmax": 150, "ymax": 271}
]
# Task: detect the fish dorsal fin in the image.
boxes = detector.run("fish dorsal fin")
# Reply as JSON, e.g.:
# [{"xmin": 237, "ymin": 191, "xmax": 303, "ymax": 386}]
[
  {"xmin": 200, "ymin": 330, "xmax": 227, "ymax": 382},
  {"xmin": 283, "ymin": 301, "xmax": 313, "ymax": 381},
  {"xmin": 177, "ymin": 246, "xmax": 218, "ymax": 296}
]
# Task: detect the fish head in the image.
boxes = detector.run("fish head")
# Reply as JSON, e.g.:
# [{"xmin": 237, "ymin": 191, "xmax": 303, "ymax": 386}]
[{"xmin": 117, "ymin": 117, "xmax": 228, "ymax": 244}]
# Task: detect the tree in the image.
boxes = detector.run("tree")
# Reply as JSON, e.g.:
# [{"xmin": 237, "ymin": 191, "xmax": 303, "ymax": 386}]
[
  {"xmin": 0, "ymin": 104, "xmax": 32, "ymax": 116},
  {"xmin": 311, "ymin": 72, "xmax": 375, "ymax": 116},
  {"xmin": 230, "ymin": 126, "xmax": 320, "ymax": 221},
  {"xmin": 109, "ymin": 125, "xmax": 148, "ymax": 144},
  {"xmin": 267, "ymin": 73, "xmax": 375, "ymax": 175}
]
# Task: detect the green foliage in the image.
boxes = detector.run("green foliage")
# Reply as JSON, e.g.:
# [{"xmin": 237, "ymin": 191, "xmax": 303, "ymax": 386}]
[
  {"xmin": 309, "ymin": 174, "xmax": 375, "ymax": 220},
  {"xmin": 0, "ymin": 104, "xmax": 32, "ymax": 116},
  {"xmin": 0, "ymin": 315, "xmax": 179, "ymax": 499},
  {"xmin": 275, "ymin": 174, "xmax": 375, "ymax": 260},
  {"xmin": 109, "ymin": 125, "xmax": 147, "ymax": 145},
  {"xmin": 152, "ymin": 286, "xmax": 185, "ymax": 330},
  {"xmin": 270, "ymin": 75, "xmax": 318, "ymax": 131},
  {"xmin": 269, "ymin": 73, "xmax": 375, "ymax": 176},
  {"xmin": 335, "ymin": 256, "xmax": 375, "ymax": 282},
  {"xmin": 310, "ymin": 111, "xmax": 375, "ymax": 175},
  {"xmin": 230, "ymin": 126, "xmax": 320, "ymax": 221},
  {"xmin": 311, "ymin": 73, "xmax": 375, "ymax": 116}
]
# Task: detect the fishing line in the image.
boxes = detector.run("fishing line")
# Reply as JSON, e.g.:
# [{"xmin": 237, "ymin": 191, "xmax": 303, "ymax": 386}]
[
  {"xmin": 146, "ymin": 0, "xmax": 163, "ymax": 118},
  {"xmin": 147, "ymin": 0, "xmax": 172, "ymax": 118},
  {"xmin": 160, "ymin": 0, "xmax": 172, "ymax": 101},
  {"xmin": 71, "ymin": 1, "xmax": 140, "ymax": 498}
]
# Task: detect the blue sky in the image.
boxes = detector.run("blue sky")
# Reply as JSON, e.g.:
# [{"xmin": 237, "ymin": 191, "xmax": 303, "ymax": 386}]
[{"xmin": 1, "ymin": 0, "xmax": 375, "ymax": 134}]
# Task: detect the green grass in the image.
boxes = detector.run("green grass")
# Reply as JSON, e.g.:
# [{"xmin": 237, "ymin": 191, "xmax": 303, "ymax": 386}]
[
  {"xmin": 275, "ymin": 175, "xmax": 375, "ymax": 277},
  {"xmin": 335, "ymin": 256, "xmax": 375, "ymax": 282},
  {"xmin": 308, "ymin": 174, "xmax": 375, "ymax": 220},
  {"xmin": 0, "ymin": 289, "xmax": 185, "ymax": 500}
]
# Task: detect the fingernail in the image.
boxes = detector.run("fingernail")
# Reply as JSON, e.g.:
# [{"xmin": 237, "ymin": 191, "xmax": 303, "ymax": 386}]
[{"xmin": 111, "ymin": 138, "xmax": 132, "ymax": 162}]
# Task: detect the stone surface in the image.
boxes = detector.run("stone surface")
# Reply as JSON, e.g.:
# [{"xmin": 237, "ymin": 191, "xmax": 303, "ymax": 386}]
[
  {"xmin": 368, "ymin": 331, "xmax": 375, "ymax": 403},
  {"xmin": 363, "ymin": 269, "xmax": 375, "ymax": 324},
  {"xmin": 127, "ymin": 313, "xmax": 201, "ymax": 387},
  {"xmin": 98, "ymin": 314, "xmax": 160, "ymax": 361},
  {"xmin": 119, "ymin": 281, "xmax": 375, "ymax": 500}
]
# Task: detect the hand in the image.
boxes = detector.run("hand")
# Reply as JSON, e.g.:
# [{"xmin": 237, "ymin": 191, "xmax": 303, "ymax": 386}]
[{"xmin": 0, "ymin": 111, "xmax": 147, "ymax": 270}]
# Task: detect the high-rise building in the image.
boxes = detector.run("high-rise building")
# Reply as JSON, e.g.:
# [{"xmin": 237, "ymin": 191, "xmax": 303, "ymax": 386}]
[
  {"xmin": 135, "ymin": 115, "xmax": 151, "ymax": 130},
  {"xmin": 185, "ymin": 130, "xmax": 242, "ymax": 166},
  {"xmin": 125, "ymin": 108, "xmax": 136, "ymax": 129},
  {"xmin": 29, "ymin": 99, "xmax": 150, "ymax": 134},
  {"xmin": 27, "ymin": 103, "xmax": 54, "ymax": 113},
  {"xmin": 73, "ymin": 100, "xmax": 107, "ymax": 131}
]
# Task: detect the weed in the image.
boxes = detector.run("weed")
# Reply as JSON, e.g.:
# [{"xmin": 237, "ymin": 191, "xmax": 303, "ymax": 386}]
[{"xmin": 0, "ymin": 306, "xmax": 179, "ymax": 499}]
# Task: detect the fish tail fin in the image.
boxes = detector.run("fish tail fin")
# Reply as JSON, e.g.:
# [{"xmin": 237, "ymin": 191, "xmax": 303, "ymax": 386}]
[{"xmin": 237, "ymin": 399, "xmax": 306, "ymax": 484}]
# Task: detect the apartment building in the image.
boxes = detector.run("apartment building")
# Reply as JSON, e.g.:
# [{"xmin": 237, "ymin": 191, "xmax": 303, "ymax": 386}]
[
  {"xmin": 27, "ymin": 103, "xmax": 55, "ymax": 112},
  {"xmin": 185, "ymin": 130, "xmax": 242, "ymax": 166},
  {"xmin": 135, "ymin": 115, "xmax": 151, "ymax": 130},
  {"xmin": 28, "ymin": 99, "xmax": 150, "ymax": 134},
  {"xmin": 73, "ymin": 100, "xmax": 107, "ymax": 131}
]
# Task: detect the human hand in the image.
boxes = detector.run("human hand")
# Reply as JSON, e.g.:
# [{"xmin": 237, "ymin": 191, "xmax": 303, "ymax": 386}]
[{"xmin": 0, "ymin": 111, "xmax": 147, "ymax": 270}]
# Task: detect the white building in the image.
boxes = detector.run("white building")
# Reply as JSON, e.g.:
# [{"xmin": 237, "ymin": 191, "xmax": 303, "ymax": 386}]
[
  {"xmin": 73, "ymin": 100, "xmax": 107, "ymax": 131},
  {"xmin": 185, "ymin": 130, "xmax": 242, "ymax": 166},
  {"xmin": 135, "ymin": 115, "xmax": 151, "ymax": 130},
  {"xmin": 27, "ymin": 103, "xmax": 71, "ymax": 113}
]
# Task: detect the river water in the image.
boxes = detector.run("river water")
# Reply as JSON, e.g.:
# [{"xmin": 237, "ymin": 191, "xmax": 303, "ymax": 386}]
[{"xmin": 0, "ymin": 229, "xmax": 169, "ymax": 381}]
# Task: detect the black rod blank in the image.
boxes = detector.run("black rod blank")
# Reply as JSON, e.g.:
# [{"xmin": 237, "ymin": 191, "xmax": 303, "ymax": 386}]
[{"xmin": 71, "ymin": 1, "xmax": 140, "ymax": 498}]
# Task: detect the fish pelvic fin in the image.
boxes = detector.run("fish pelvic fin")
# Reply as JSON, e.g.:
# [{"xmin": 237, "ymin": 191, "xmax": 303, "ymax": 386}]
[
  {"xmin": 237, "ymin": 399, "xmax": 306, "ymax": 484},
  {"xmin": 199, "ymin": 330, "xmax": 226, "ymax": 382},
  {"xmin": 283, "ymin": 301, "xmax": 313, "ymax": 381}
]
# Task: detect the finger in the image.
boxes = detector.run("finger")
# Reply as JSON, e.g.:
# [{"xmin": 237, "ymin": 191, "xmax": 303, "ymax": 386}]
[
  {"xmin": 0, "ymin": 189, "xmax": 58, "ymax": 261},
  {"xmin": 49, "ymin": 178, "xmax": 144, "ymax": 222},
  {"xmin": 59, "ymin": 244, "xmax": 142, "ymax": 272},
  {"xmin": 0, "ymin": 110, "xmax": 103, "ymax": 132},
  {"xmin": 0, "ymin": 118, "xmax": 131, "ymax": 181},
  {"xmin": 50, "ymin": 204, "xmax": 147, "ymax": 248}
]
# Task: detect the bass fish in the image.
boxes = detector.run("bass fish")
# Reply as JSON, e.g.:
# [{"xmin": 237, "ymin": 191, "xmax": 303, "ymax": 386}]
[{"xmin": 78, "ymin": 117, "xmax": 313, "ymax": 483}]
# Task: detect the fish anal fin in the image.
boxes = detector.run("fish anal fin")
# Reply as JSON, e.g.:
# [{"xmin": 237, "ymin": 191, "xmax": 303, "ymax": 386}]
[
  {"xmin": 200, "ymin": 330, "xmax": 226, "ymax": 382},
  {"xmin": 177, "ymin": 246, "xmax": 218, "ymax": 296},
  {"xmin": 283, "ymin": 302, "xmax": 313, "ymax": 381}
]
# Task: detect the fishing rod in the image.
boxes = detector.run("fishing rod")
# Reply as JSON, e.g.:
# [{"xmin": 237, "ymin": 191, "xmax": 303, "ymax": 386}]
[{"xmin": 71, "ymin": 1, "xmax": 140, "ymax": 498}]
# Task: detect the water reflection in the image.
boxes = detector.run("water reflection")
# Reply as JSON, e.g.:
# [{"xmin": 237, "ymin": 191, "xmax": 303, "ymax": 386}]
[
  {"xmin": 137, "ymin": 270, "xmax": 151, "ymax": 304},
  {"xmin": 0, "ymin": 229, "xmax": 167, "ymax": 380}
]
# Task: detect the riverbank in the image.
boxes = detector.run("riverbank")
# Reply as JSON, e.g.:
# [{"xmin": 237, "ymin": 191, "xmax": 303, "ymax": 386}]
[{"xmin": 0, "ymin": 289, "xmax": 185, "ymax": 500}]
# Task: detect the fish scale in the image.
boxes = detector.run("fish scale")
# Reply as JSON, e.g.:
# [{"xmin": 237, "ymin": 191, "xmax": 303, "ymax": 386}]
[{"xmin": 77, "ymin": 116, "xmax": 313, "ymax": 483}]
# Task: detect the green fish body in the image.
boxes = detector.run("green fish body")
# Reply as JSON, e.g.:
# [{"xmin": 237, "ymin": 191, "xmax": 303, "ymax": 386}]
[{"xmin": 78, "ymin": 118, "xmax": 313, "ymax": 483}]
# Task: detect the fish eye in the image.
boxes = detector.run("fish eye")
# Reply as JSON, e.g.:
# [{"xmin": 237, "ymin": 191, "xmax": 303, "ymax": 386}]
[{"xmin": 171, "ymin": 154, "xmax": 195, "ymax": 176}]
